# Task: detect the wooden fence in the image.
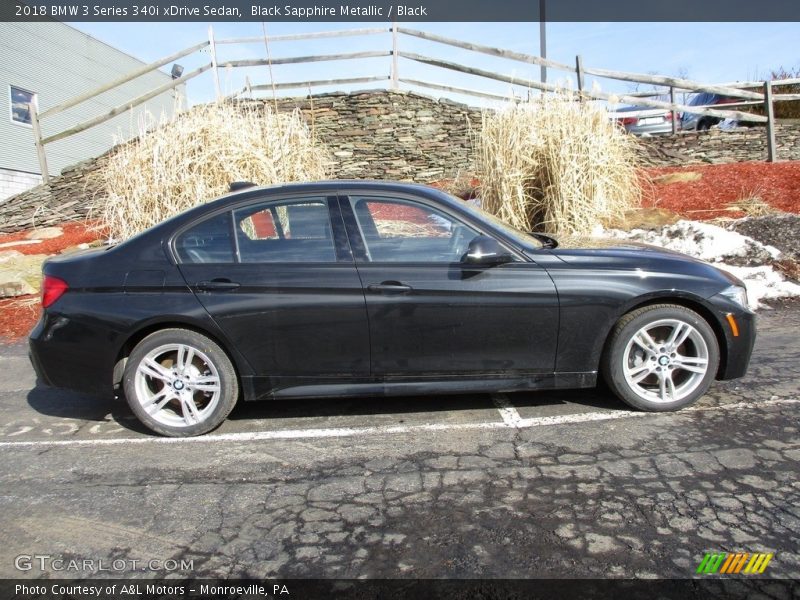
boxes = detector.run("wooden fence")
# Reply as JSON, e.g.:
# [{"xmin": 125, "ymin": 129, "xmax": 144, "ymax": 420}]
[{"xmin": 29, "ymin": 25, "xmax": 800, "ymax": 182}]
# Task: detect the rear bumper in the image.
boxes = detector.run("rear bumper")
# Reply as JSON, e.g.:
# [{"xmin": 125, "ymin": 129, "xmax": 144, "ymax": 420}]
[
  {"xmin": 28, "ymin": 341, "xmax": 52, "ymax": 387},
  {"xmin": 28, "ymin": 312, "xmax": 112, "ymax": 397},
  {"xmin": 626, "ymin": 123, "xmax": 675, "ymax": 136}
]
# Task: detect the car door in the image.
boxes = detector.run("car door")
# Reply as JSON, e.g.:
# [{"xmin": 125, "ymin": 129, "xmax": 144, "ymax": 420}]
[
  {"xmin": 339, "ymin": 192, "xmax": 559, "ymax": 378},
  {"xmin": 174, "ymin": 193, "xmax": 370, "ymax": 392}
]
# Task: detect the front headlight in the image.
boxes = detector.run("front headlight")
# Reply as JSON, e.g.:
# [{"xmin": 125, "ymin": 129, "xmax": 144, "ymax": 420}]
[{"xmin": 720, "ymin": 285, "xmax": 749, "ymax": 310}]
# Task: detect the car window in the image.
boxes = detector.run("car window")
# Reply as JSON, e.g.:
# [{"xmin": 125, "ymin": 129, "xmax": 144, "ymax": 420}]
[
  {"xmin": 175, "ymin": 211, "xmax": 235, "ymax": 264},
  {"xmin": 349, "ymin": 196, "xmax": 480, "ymax": 263},
  {"xmin": 234, "ymin": 197, "xmax": 336, "ymax": 263}
]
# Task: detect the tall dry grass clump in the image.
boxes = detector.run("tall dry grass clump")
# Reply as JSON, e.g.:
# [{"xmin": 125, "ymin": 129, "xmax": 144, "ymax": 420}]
[
  {"xmin": 91, "ymin": 101, "xmax": 330, "ymax": 240},
  {"xmin": 475, "ymin": 93, "xmax": 642, "ymax": 235}
]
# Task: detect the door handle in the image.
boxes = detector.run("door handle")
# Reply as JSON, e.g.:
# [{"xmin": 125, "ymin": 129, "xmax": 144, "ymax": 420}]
[
  {"xmin": 367, "ymin": 281, "xmax": 413, "ymax": 294},
  {"xmin": 196, "ymin": 279, "xmax": 240, "ymax": 292}
]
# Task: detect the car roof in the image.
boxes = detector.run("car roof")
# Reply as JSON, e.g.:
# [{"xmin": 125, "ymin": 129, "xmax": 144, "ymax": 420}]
[{"xmin": 209, "ymin": 179, "xmax": 459, "ymax": 208}]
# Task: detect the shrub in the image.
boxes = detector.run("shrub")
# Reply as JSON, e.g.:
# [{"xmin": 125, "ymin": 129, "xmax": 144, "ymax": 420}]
[
  {"xmin": 475, "ymin": 93, "xmax": 642, "ymax": 235},
  {"xmin": 90, "ymin": 101, "xmax": 330, "ymax": 240}
]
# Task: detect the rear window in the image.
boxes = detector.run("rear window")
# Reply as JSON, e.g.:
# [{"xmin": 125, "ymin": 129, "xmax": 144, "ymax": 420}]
[{"xmin": 175, "ymin": 212, "xmax": 234, "ymax": 264}]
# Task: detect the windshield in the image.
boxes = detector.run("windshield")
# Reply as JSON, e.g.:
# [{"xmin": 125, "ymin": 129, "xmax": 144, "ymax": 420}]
[{"xmin": 447, "ymin": 193, "xmax": 544, "ymax": 249}]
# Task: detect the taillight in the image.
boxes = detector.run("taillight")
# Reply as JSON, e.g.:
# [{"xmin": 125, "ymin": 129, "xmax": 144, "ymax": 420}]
[
  {"xmin": 42, "ymin": 275, "xmax": 69, "ymax": 308},
  {"xmin": 621, "ymin": 117, "xmax": 638, "ymax": 125}
]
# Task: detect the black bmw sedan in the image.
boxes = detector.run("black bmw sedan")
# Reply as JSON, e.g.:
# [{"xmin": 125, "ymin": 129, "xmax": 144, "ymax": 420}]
[{"xmin": 29, "ymin": 181, "xmax": 755, "ymax": 437}]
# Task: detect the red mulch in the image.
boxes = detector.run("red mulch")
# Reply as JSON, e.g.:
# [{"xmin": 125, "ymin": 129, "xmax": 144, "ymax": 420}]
[
  {"xmin": 642, "ymin": 161, "xmax": 800, "ymax": 219},
  {"xmin": 2, "ymin": 162, "xmax": 799, "ymax": 343},
  {"xmin": 0, "ymin": 298, "xmax": 39, "ymax": 342},
  {"xmin": 0, "ymin": 221, "xmax": 104, "ymax": 344},
  {"xmin": 0, "ymin": 221, "xmax": 103, "ymax": 255}
]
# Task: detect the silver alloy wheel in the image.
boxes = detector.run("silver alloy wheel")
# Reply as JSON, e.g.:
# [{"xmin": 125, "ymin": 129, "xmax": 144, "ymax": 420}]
[
  {"xmin": 133, "ymin": 343, "xmax": 222, "ymax": 428},
  {"xmin": 622, "ymin": 318, "xmax": 710, "ymax": 404}
]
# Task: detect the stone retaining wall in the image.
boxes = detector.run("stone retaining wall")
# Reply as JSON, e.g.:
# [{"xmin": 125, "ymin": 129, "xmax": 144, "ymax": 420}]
[
  {"xmin": 639, "ymin": 124, "xmax": 800, "ymax": 166},
  {"xmin": 268, "ymin": 91, "xmax": 482, "ymax": 181},
  {"xmin": 1, "ymin": 90, "xmax": 798, "ymax": 233},
  {"xmin": 0, "ymin": 158, "xmax": 106, "ymax": 233}
]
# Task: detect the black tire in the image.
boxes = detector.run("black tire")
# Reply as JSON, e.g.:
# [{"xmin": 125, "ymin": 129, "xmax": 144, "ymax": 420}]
[
  {"xmin": 697, "ymin": 118, "xmax": 717, "ymax": 131},
  {"xmin": 123, "ymin": 328, "xmax": 238, "ymax": 437},
  {"xmin": 601, "ymin": 304, "xmax": 719, "ymax": 412}
]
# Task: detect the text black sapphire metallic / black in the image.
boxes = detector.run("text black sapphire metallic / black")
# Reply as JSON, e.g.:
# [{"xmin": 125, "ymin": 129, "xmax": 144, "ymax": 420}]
[{"xmin": 4, "ymin": 0, "xmax": 800, "ymax": 21}]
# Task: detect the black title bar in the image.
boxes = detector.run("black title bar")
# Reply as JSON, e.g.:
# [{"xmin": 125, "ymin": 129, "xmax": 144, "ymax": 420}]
[{"xmin": 3, "ymin": 0, "xmax": 800, "ymax": 22}]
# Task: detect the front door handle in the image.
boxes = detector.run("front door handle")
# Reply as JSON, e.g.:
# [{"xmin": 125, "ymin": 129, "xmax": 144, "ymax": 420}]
[
  {"xmin": 367, "ymin": 281, "xmax": 413, "ymax": 294},
  {"xmin": 196, "ymin": 279, "xmax": 240, "ymax": 292}
]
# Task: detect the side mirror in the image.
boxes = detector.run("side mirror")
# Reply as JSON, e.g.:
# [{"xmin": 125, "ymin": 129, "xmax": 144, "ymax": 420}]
[{"xmin": 462, "ymin": 235, "xmax": 514, "ymax": 266}]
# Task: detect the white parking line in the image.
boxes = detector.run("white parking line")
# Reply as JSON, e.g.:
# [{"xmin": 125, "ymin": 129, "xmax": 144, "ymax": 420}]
[
  {"xmin": 0, "ymin": 397, "xmax": 796, "ymax": 449},
  {"xmin": 491, "ymin": 393, "xmax": 524, "ymax": 427}
]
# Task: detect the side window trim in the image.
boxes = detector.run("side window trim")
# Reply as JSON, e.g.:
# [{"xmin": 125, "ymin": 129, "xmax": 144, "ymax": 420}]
[
  {"xmin": 230, "ymin": 208, "xmax": 242, "ymax": 263},
  {"xmin": 329, "ymin": 195, "xmax": 355, "ymax": 263},
  {"xmin": 338, "ymin": 194, "xmax": 372, "ymax": 263}
]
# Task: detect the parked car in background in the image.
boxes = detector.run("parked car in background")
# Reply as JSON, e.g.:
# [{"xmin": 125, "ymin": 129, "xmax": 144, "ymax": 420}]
[
  {"xmin": 681, "ymin": 93, "xmax": 738, "ymax": 131},
  {"xmin": 29, "ymin": 181, "xmax": 755, "ymax": 437},
  {"xmin": 612, "ymin": 102, "xmax": 678, "ymax": 136}
]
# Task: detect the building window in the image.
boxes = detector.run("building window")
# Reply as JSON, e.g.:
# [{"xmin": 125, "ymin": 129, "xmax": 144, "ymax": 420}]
[{"xmin": 10, "ymin": 86, "xmax": 37, "ymax": 126}]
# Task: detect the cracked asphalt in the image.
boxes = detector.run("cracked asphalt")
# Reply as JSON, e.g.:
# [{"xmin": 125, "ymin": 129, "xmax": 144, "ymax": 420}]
[{"xmin": 0, "ymin": 301, "xmax": 798, "ymax": 580}]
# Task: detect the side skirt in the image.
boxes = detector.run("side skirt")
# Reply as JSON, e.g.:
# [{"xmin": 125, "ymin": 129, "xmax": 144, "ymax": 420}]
[{"xmin": 241, "ymin": 372, "xmax": 597, "ymax": 402}]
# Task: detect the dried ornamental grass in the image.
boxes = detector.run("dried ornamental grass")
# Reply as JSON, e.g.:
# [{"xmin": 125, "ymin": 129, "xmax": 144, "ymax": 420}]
[
  {"xmin": 90, "ymin": 101, "xmax": 330, "ymax": 240},
  {"xmin": 475, "ymin": 93, "xmax": 642, "ymax": 235}
]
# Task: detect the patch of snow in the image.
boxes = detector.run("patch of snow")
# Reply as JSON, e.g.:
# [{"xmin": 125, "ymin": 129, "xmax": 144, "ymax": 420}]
[
  {"xmin": 718, "ymin": 265, "xmax": 800, "ymax": 310},
  {"xmin": 600, "ymin": 220, "xmax": 780, "ymax": 265},
  {"xmin": 597, "ymin": 219, "xmax": 800, "ymax": 310}
]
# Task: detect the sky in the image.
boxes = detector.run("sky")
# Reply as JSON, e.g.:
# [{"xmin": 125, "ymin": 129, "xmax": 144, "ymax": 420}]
[{"xmin": 70, "ymin": 21, "xmax": 800, "ymax": 107}]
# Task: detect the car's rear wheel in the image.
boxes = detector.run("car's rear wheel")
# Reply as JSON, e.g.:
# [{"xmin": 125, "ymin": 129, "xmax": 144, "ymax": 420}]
[
  {"xmin": 123, "ymin": 328, "xmax": 238, "ymax": 437},
  {"xmin": 602, "ymin": 304, "xmax": 719, "ymax": 412},
  {"xmin": 697, "ymin": 118, "xmax": 716, "ymax": 131}
]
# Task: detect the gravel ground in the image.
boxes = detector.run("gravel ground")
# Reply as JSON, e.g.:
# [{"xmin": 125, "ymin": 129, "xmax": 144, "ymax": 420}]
[
  {"xmin": 0, "ymin": 304, "xmax": 799, "ymax": 586},
  {"xmin": 730, "ymin": 214, "xmax": 800, "ymax": 260}
]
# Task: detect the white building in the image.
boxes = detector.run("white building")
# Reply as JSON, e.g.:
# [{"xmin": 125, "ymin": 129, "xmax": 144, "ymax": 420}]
[{"xmin": 0, "ymin": 22, "xmax": 180, "ymax": 201}]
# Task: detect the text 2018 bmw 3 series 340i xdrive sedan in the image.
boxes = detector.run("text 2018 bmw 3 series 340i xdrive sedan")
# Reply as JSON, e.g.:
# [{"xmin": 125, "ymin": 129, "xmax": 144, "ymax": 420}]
[{"xmin": 29, "ymin": 181, "xmax": 755, "ymax": 437}]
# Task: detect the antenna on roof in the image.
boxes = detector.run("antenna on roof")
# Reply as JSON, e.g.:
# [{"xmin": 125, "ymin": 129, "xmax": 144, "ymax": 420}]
[{"xmin": 229, "ymin": 181, "xmax": 256, "ymax": 192}]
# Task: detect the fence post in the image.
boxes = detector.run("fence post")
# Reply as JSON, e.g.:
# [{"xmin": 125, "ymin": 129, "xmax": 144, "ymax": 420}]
[
  {"xmin": 763, "ymin": 80, "xmax": 776, "ymax": 162},
  {"xmin": 208, "ymin": 25, "xmax": 222, "ymax": 101},
  {"xmin": 575, "ymin": 55, "xmax": 584, "ymax": 98},
  {"xmin": 391, "ymin": 20, "xmax": 399, "ymax": 90},
  {"xmin": 670, "ymin": 86, "xmax": 677, "ymax": 134},
  {"xmin": 539, "ymin": 0, "xmax": 547, "ymax": 84},
  {"xmin": 29, "ymin": 101, "xmax": 50, "ymax": 185}
]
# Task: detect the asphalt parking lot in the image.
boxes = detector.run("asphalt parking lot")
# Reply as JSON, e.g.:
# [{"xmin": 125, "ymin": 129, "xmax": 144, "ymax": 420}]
[{"xmin": 0, "ymin": 301, "xmax": 798, "ymax": 580}]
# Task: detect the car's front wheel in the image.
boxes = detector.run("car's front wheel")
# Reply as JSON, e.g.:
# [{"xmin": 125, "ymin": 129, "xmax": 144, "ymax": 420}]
[
  {"xmin": 602, "ymin": 304, "xmax": 720, "ymax": 411},
  {"xmin": 123, "ymin": 328, "xmax": 238, "ymax": 436}
]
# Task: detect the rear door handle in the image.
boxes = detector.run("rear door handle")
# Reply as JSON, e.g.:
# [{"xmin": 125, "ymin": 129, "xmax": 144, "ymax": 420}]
[
  {"xmin": 196, "ymin": 279, "xmax": 240, "ymax": 292},
  {"xmin": 367, "ymin": 281, "xmax": 413, "ymax": 294}
]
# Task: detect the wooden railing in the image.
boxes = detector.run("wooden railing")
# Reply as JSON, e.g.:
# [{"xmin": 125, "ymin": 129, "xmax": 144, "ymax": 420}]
[{"xmin": 29, "ymin": 25, "xmax": 800, "ymax": 182}]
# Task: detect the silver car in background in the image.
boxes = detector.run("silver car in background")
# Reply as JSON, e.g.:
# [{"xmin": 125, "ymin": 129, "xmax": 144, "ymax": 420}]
[{"xmin": 612, "ymin": 104, "xmax": 678, "ymax": 136}]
